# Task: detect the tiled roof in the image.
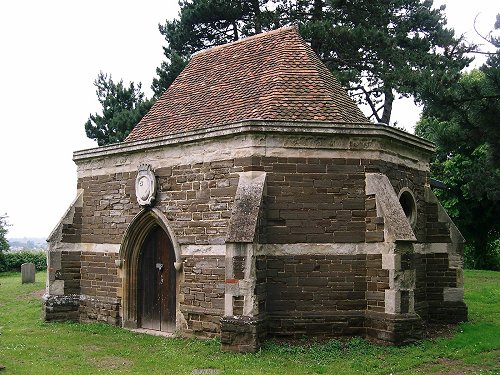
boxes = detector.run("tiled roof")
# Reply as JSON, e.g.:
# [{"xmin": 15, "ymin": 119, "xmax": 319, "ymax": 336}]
[{"xmin": 125, "ymin": 27, "xmax": 369, "ymax": 142}]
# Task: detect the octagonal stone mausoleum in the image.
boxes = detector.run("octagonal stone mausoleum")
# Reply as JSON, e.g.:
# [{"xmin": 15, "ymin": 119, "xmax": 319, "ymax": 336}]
[{"xmin": 44, "ymin": 27, "xmax": 467, "ymax": 352}]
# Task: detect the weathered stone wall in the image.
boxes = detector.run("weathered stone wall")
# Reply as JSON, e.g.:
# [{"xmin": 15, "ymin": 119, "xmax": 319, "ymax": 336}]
[
  {"xmin": 49, "ymin": 149, "xmax": 461, "ymax": 344},
  {"xmin": 259, "ymin": 254, "xmax": 388, "ymax": 339},
  {"xmin": 61, "ymin": 207, "xmax": 82, "ymax": 244},
  {"xmin": 80, "ymin": 251, "xmax": 121, "ymax": 325},
  {"xmin": 77, "ymin": 173, "xmax": 135, "ymax": 244},
  {"xmin": 60, "ymin": 250, "xmax": 82, "ymax": 295},
  {"xmin": 180, "ymin": 255, "xmax": 225, "ymax": 337},
  {"xmin": 43, "ymin": 250, "xmax": 82, "ymax": 322},
  {"xmin": 424, "ymin": 203, "xmax": 452, "ymax": 243},
  {"xmin": 414, "ymin": 253, "xmax": 428, "ymax": 320},
  {"xmin": 69, "ymin": 156, "xmax": 433, "ymax": 247},
  {"xmin": 76, "ymin": 162, "xmax": 244, "ymax": 245},
  {"xmin": 255, "ymin": 156, "xmax": 427, "ymax": 244},
  {"xmin": 414, "ymin": 253, "xmax": 467, "ymax": 323},
  {"xmin": 366, "ymin": 255, "xmax": 390, "ymax": 313},
  {"xmin": 365, "ymin": 311, "xmax": 423, "ymax": 344},
  {"xmin": 220, "ymin": 316, "xmax": 266, "ymax": 353}
]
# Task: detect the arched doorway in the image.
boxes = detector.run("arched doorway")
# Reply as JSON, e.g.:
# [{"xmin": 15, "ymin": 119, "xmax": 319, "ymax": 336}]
[
  {"xmin": 119, "ymin": 208, "xmax": 181, "ymax": 332},
  {"xmin": 138, "ymin": 226, "xmax": 176, "ymax": 332}
]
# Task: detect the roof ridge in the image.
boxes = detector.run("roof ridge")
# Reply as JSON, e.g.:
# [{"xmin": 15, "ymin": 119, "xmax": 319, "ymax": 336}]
[
  {"xmin": 125, "ymin": 25, "xmax": 368, "ymax": 143},
  {"xmin": 192, "ymin": 26, "xmax": 298, "ymax": 58}
]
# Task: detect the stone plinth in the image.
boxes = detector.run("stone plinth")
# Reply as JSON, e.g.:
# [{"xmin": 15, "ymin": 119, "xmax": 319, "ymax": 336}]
[{"xmin": 220, "ymin": 316, "xmax": 266, "ymax": 353}]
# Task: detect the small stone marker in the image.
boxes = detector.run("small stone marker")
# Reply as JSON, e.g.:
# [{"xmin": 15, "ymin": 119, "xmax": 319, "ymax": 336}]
[{"xmin": 21, "ymin": 263, "xmax": 35, "ymax": 284}]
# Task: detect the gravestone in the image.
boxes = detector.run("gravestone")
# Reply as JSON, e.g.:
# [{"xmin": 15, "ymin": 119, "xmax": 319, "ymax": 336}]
[{"xmin": 21, "ymin": 263, "xmax": 35, "ymax": 284}]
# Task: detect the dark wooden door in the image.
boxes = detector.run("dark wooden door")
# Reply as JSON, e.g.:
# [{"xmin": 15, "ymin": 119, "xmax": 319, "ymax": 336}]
[{"xmin": 138, "ymin": 226, "xmax": 176, "ymax": 331}]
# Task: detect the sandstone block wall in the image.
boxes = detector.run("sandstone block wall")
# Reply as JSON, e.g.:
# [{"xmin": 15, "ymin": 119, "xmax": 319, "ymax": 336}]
[
  {"xmin": 60, "ymin": 250, "xmax": 81, "ymax": 295},
  {"xmin": 80, "ymin": 252, "xmax": 121, "ymax": 325},
  {"xmin": 415, "ymin": 253, "xmax": 467, "ymax": 323},
  {"xmin": 69, "ymin": 156, "xmax": 441, "ymax": 249},
  {"xmin": 76, "ymin": 161, "xmax": 244, "ymax": 246},
  {"xmin": 424, "ymin": 203, "xmax": 452, "ymax": 243},
  {"xmin": 43, "ymin": 250, "xmax": 82, "ymax": 322},
  {"xmin": 180, "ymin": 255, "xmax": 225, "ymax": 337},
  {"xmin": 46, "ymin": 152, "xmax": 462, "ymax": 343},
  {"xmin": 257, "ymin": 254, "xmax": 389, "ymax": 340},
  {"xmin": 61, "ymin": 206, "xmax": 82, "ymax": 244}
]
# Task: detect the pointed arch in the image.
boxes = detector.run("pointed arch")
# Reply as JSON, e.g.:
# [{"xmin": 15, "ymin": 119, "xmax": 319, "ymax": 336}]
[{"xmin": 119, "ymin": 207, "xmax": 181, "ymax": 329}]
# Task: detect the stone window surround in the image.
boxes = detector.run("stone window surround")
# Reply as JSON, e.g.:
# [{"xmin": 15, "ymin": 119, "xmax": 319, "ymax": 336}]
[{"xmin": 398, "ymin": 187, "xmax": 418, "ymax": 229}]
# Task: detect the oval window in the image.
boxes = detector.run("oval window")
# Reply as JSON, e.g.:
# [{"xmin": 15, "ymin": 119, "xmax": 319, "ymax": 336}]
[{"xmin": 399, "ymin": 190, "xmax": 417, "ymax": 228}]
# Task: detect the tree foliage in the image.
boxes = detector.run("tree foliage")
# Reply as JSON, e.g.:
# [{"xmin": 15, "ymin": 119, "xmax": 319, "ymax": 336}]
[
  {"xmin": 85, "ymin": 72, "xmax": 153, "ymax": 146},
  {"xmin": 154, "ymin": 0, "xmax": 472, "ymax": 124},
  {"xmin": 152, "ymin": 50, "xmax": 190, "ymax": 99},
  {"xmin": 151, "ymin": 0, "xmax": 280, "ymax": 98},
  {"xmin": 85, "ymin": 1, "xmax": 474, "ymax": 143},
  {"xmin": 416, "ymin": 18, "xmax": 500, "ymax": 269},
  {"xmin": 0, "ymin": 214, "xmax": 10, "ymax": 271},
  {"xmin": 0, "ymin": 214, "xmax": 9, "ymax": 253},
  {"xmin": 160, "ymin": 0, "xmax": 279, "ymax": 54}
]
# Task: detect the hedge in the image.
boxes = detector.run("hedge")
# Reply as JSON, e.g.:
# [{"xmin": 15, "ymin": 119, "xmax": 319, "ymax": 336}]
[{"xmin": 0, "ymin": 250, "xmax": 47, "ymax": 272}]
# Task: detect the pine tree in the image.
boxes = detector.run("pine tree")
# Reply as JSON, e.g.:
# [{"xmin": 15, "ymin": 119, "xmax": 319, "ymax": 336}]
[
  {"xmin": 85, "ymin": 72, "xmax": 153, "ymax": 146},
  {"xmin": 154, "ymin": 0, "xmax": 472, "ymax": 123}
]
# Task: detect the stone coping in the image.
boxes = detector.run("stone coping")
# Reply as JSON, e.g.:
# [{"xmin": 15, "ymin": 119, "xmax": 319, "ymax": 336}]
[{"xmin": 73, "ymin": 120, "xmax": 434, "ymax": 162}]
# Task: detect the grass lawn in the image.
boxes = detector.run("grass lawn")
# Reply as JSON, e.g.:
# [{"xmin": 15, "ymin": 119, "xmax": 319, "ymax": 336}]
[{"xmin": 0, "ymin": 270, "xmax": 498, "ymax": 374}]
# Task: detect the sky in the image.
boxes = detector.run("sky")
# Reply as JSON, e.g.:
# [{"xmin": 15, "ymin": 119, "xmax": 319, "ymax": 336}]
[{"xmin": 0, "ymin": 0, "xmax": 498, "ymax": 239}]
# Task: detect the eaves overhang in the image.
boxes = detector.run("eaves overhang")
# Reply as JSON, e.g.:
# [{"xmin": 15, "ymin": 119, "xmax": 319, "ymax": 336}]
[{"xmin": 73, "ymin": 120, "xmax": 435, "ymax": 162}]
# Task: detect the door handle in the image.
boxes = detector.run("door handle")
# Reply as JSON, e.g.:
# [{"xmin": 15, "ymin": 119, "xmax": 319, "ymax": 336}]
[{"xmin": 156, "ymin": 263, "xmax": 163, "ymax": 271}]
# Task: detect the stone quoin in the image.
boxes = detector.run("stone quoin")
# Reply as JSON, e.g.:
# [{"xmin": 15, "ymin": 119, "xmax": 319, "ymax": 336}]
[{"xmin": 44, "ymin": 27, "xmax": 467, "ymax": 353}]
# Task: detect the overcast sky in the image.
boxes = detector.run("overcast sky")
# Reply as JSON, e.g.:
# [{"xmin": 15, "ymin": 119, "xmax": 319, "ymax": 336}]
[{"xmin": 0, "ymin": 1, "xmax": 497, "ymax": 239}]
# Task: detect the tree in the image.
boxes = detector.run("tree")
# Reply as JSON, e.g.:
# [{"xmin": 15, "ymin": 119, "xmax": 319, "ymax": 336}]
[
  {"xmin": 152, "ymin": 49, "xmax": 189, "ymax": 99},
  {"xmin": 154, "ymin": 0, "xmax": 472, "ymax": 124},
  {"xmin": 306, "ymin": 0, "xmax": 473, "ymax": 124},
  {"xmin": 85, "ymin": 72, "xmax": 153, "ymax": 146},
  {"xmin": 152, "ymin": 0, "xmax": 280, "ymax": 97},
  {"xmin": 0, "ymin": 214, "xmax": 10, "ymax": 272},
  {"xmin": 0, "ymin": 214, "xmax": 9, "ymax": 253},
  {"xmin": 416, "ymin": 18, "xmax": 500, "ymax": 269},
  {"xmin": 87, "ymin": 1, "xmax": 474, "ymax": 144},
  {"xmin": 159, "ymin": 0, "xmax": 279, "ymax": 55}
]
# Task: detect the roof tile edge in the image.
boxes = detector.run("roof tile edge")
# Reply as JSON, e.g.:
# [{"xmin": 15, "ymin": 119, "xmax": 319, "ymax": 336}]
[{"xmin": 191, "ymin": 26, "xmax": 299, "ymax": 57}]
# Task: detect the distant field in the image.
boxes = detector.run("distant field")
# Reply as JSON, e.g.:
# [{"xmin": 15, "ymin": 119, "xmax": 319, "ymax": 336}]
[{"xmin": 0, "ymin": 270, "xmax": 498, "ymax": 374}]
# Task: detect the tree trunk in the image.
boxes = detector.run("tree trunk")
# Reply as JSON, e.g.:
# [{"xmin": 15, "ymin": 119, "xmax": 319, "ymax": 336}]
[
  {"xmin": 473, "ymin": 229, "xmax": 493, "ymax": 270},
  {"xmin": 251, "ymin": 0, "xmax": 261, "ymax": 33},
  {"xmin": 381, "ymin": 87, "xmax": 394, "ymax": 125},
  {"xmin": 310, "ymin": 0, "xmax": 324, "ymax": 53},
  {"xmin": 232, "ymin": 21, "xmax": 239, "ymax": 41}
]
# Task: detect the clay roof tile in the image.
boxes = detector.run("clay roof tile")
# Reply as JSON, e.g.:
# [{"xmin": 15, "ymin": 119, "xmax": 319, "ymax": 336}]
[{"xmin": 125, "ymin": 27, "xmax": 368, "ymax": 142}]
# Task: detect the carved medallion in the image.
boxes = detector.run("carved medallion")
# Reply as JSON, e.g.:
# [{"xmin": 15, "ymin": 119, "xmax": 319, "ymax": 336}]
[{"xmin": 135, "ymin": 164, "xmax": 157, "ymax": 207}]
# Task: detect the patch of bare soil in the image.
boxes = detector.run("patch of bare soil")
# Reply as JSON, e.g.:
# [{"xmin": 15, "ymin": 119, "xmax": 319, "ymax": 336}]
[
  {"xmin": 83, "ymin": 344, "xmax": 103, "ymax": 352},
  {"xmin": 89, "ymin": 356, "xmax": 132, "ymax": 370},
  {"xmin": 18, "ymin": 289, "xmax": 45, "ymax": 301},
  {"xmin": 32, "ymin": 289, "xmax": 45, "ymax": 300},
  {"xmin": 418, "ymin": 357, "xmax": 494, "ymax": 375},
  {"xmin": 421, "ymin": 323, "xmax": 458, "ymax": 340}
]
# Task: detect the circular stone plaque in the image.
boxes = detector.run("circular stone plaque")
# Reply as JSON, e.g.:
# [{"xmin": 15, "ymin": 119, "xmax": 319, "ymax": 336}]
[{"xmin": 135, "ymin": 164, "xmax": 157, "ymax": 206}]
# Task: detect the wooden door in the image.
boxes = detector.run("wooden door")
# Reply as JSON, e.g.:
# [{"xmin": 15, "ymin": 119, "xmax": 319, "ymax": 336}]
[{"xmin": 138, "ymin": 226, "xmax": 176, "ymax": 331}]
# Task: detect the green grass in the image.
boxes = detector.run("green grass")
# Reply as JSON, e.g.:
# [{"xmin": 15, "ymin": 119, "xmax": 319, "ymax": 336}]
[{"xmin": 0, "ymin": 270, "xmax": 499, "ymax": 374}]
